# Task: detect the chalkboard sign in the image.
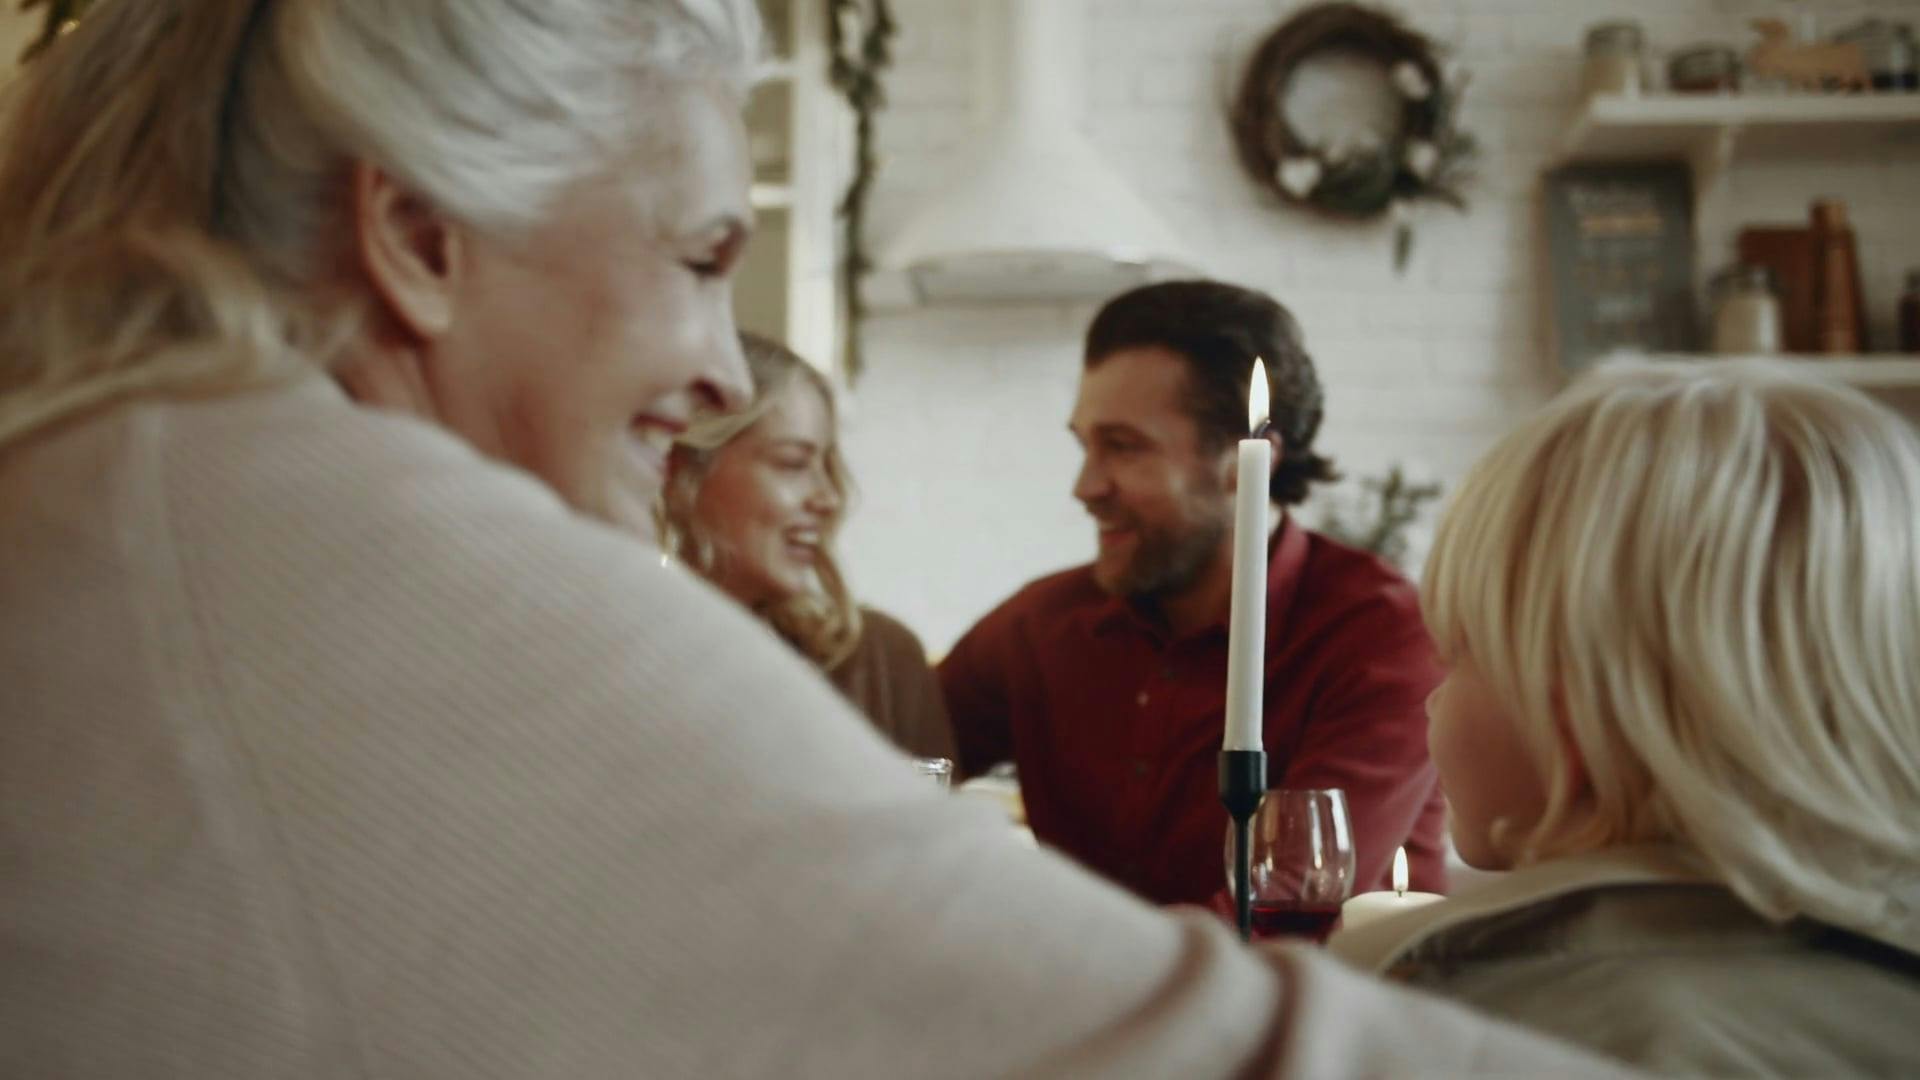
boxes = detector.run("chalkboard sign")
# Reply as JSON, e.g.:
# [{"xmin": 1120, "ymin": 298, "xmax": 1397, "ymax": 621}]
[{"xmin": 1542, "ymin": 161, "xmax": 1698, "ymax": 373}]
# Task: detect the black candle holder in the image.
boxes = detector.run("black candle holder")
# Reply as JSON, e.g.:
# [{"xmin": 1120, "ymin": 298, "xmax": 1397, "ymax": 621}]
[{"xmin": 1218, "ymin": 748, "xmax": 1267, "ymax": 942}]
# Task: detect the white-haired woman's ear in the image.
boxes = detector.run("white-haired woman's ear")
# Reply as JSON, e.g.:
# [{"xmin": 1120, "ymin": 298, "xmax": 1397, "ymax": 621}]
[
  {"xmin": 331, "ymin": 163, "xmax": 462, "ymax": 424},
  {"xmin": 350, "ymin": 163, "xmax": 463, "ymax": 345}
]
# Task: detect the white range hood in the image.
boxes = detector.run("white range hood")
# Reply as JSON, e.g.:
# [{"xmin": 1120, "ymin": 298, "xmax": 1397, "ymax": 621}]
[{"xmin": 877, "ymin": 0, "xmax": 1199, "ymax": 305}]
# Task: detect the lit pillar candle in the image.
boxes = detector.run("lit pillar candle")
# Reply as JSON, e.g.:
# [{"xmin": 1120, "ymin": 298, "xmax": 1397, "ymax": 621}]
[
  {"xmin": 1340, "ymin": 847, "xmax": 1444, "ymax": 932},
  {"xmin": 1222, "ymin": 358, "xmax": 1271, "ymax": 753}
]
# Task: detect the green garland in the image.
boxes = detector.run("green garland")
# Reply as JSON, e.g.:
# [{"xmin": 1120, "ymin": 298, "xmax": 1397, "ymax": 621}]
[{"xmin": 826, "ymin": 0, "xmax": 894, "ymax": 384}]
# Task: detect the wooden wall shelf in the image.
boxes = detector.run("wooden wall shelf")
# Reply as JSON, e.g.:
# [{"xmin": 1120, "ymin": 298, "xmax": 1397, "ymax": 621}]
[
  {"xmin": 1560, "ymin": 93, "xmax": 1920, "ymax": 190},
  {"xmin": 1607, "ymin": 353, "xmax": 1920, "ymax": 390}
]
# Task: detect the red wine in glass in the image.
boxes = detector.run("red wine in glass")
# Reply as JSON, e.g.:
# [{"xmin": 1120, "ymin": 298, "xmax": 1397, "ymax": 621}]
[
  {"xmin": 1249, "ymin": 900, "xmax": 1342, "ymax": 943},
  {"xmin": 1225, "ymin": 788, "xmax": 1357, "ymax": 943}
]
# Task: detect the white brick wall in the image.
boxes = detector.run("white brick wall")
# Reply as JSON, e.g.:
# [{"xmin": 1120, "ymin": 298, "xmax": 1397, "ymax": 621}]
[{"xmin": 839, "ymin": 0, "xmax": 1920, "ymax": 653}]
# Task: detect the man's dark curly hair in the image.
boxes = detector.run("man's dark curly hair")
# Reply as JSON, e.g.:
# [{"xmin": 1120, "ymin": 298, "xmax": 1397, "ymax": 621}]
[{"xmin": 1084, "ymin": 280, "xmax": 1338, "ymax": 506}]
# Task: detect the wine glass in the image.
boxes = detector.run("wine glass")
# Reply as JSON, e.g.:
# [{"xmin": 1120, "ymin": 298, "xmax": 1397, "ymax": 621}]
[
  {"xmin": 912, "ymin": 756, "xmax": 953, "ymax": 791},
  {"xmin": 1224, "ymin": 788, "xmax": 1355, "ymax": 943}
]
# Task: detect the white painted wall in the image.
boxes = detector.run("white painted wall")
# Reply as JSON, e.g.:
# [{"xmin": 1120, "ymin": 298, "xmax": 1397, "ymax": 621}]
[{"xmin": 837, "ymin": 0, "xmax": 1920, "ymax": 653}]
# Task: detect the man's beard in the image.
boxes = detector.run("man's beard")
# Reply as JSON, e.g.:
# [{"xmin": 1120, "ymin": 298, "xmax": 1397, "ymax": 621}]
[{"xmin": 1091, "ymin": 498, "xmax": 1231, "ymax": 601}]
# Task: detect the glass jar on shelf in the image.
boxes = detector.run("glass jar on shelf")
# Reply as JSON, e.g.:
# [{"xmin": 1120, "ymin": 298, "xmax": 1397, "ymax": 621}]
[
  {"xmin": 1584, "ymin": 21, "xmax": 1650, "ymax": 98},
  {"xmin": 1710, "ymin": 264, "xmax": 1785, "ymax": 356},
  {"xmin": 1834, "ymin": 18, "xmax": 1917, "ymax": 92}
]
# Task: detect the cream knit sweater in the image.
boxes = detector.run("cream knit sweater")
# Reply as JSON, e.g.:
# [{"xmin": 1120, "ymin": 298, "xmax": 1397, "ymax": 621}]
[{"xmin": 0, "ymin": 377, "xmax": 1624, "ymax": 1078}]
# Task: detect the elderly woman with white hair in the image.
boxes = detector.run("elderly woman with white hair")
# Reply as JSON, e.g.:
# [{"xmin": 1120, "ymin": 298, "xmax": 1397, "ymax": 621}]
[
  {"xmin": 0, "ymin": 1, "xmax": 1622, "ymax": 1076},
  {"xmin": 1332, "ymin": 360, "xmax": 1920, "ymax": 1075}
]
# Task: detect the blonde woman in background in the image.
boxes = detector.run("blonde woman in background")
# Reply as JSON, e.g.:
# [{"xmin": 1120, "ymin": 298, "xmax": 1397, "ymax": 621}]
[
  {"xmin": 0, "ymin": 0, "xmax": 1623, "ymax": 1075},
  {"xmin": 1332, "ymin": 360, "xmax": 1920, "ymax": 1075},
  {"xmin": 660, "ymin": 334, "xmax": 954, "ymax": 760}
]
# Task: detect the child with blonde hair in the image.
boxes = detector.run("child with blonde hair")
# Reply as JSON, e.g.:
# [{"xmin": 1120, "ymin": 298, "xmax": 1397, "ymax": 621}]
[{"xmin": 1332, "ymin": 360, "xmax": 1920, "ymax": 1075}]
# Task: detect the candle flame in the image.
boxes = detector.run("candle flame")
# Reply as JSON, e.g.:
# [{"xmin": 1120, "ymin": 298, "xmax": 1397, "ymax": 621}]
[
  {"xmin": 1248, "ymin": 358, "xmax": 1270, "ymax": 434},
  {"xmin": 1392, "ymin": 846, "xmax": 1408, "ymax": 897}
]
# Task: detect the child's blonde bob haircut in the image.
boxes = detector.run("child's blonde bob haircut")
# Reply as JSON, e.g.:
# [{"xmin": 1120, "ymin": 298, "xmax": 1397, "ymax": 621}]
[{"xmin": 1423, "ymin": 360, "xmax": 1920, "ymax": 952}]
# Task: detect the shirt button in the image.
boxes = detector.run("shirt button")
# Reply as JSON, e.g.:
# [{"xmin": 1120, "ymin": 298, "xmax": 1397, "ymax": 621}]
[
  {"xmin": 1132, "ymin": 760, "xmax": 1150, "ymax": 777},
  {"xmin": 1161, "ymin": 665, "xmax": 1176, "ymax": 679},
  {"xmin": 1136, "ymin": 691, "xmax": 1150, "ymax": 707}
]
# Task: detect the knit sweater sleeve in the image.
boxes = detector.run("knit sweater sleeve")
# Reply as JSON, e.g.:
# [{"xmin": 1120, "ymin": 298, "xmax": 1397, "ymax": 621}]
[
  {"xmin": 154, "ymin": 385, "xmax": 1289, "ymax": 1076},
  {"xmin": 0, "ymin": 381, "xmax": 1628, "ymax": 1078}
]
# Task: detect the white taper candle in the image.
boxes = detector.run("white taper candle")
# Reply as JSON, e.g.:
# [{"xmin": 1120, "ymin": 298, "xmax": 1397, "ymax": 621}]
[{"xmin": 1223, "ymin": 359, "xmax": 1271, "ymax": 753}]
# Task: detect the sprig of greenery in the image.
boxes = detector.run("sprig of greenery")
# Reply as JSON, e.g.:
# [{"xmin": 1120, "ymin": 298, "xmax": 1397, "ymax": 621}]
[{"xmin": 1315, "ymin": 465, "xmax": 1442, "ymax": 569}]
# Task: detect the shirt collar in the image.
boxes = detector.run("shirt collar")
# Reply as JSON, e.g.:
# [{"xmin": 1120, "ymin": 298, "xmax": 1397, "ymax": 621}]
[{"xmin": 1090, "ymin": 514, "xmax": 1309, "ymax": 643}]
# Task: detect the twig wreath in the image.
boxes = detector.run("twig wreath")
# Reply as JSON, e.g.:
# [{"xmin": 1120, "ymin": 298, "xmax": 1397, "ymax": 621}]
[{"xmin": 1229, "ymin": 2, "xmax": 1476, "ymax": 268}]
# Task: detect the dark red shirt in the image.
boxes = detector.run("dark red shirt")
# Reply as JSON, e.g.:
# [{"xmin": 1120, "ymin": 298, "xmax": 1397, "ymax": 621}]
[{"xmin": 939, "ymin": 519, "xmax": 1448, "ymax": 906}]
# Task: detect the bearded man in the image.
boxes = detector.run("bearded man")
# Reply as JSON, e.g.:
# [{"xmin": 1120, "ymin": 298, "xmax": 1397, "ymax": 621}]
[{"xmin": 939, "ymin": 280, "xmax": 1448, "ymax": 906}]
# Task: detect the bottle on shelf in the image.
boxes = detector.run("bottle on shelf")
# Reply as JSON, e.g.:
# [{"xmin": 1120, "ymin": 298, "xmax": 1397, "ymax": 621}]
[{"xmin": 1809, "ymin": 200, "xmax": 1867, "ymax": 355}]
